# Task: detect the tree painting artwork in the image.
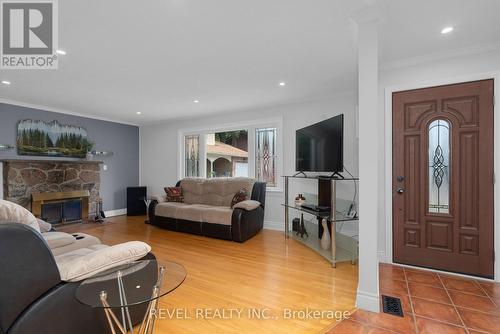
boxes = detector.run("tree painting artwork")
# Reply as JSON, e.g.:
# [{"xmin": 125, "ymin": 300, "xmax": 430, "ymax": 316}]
[{"xmin": 17, "ymin": 120, "xmax": 93, "ymax": 158}]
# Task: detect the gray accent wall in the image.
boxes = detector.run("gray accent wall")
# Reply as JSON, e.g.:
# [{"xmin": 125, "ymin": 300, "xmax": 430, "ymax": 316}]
[{"xmin": 0, "ymin": 103, "xmax": 139, "ymax": 211}]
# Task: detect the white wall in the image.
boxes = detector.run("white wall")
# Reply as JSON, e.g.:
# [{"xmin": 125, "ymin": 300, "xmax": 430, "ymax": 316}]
[
  {"xmin": 140, "ymin": 93, "xmax": 359, "ymax": 231},
  {"xmin": 377, "ymin": 47, "xmax": 500, "ymax": 267}
]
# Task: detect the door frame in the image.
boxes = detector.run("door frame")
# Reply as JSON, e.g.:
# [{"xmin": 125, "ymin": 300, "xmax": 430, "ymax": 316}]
[{"xmin": 384, "ymin": 71, "xmax": 500, "ymax": 281}]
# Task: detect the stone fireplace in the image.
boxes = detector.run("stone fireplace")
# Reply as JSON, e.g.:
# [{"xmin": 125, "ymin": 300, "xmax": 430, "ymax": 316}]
[{"xmin": 2, "ymin": 159, "xmax": 102, "ymax": 221}]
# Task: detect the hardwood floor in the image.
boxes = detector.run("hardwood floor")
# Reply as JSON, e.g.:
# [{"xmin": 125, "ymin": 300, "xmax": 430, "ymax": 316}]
[{"xmin": 61, "ymin": 216, "xmax": 358, "ymax": 334}]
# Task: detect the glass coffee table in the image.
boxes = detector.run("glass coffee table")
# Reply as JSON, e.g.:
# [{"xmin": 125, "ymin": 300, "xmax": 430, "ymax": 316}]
[{"xmin": 76, "ymin": 260, "xmax": 186, "ymax": 334}]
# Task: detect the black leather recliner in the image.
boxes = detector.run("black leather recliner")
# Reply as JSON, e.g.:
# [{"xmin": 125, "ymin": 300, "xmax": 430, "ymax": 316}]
[{"xmin": 0, "ymin": 224, "xmax": 153, "ymax": 334}]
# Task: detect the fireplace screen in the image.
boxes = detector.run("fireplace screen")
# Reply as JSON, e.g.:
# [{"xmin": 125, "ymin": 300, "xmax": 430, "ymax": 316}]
[
  {"xmin": 41, "ymin": 199, "xmax": 83, "ymax": 225},
  {"xmin": 41, "ymin": 203, "xmax": 63, "ymax": 224},
  {"xmin": 63, "ymin": 200, "xmax": 83, "ymax": 222}
]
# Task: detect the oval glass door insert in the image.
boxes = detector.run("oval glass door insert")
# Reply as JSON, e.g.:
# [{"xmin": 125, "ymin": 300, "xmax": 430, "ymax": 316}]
[{"xmin": 428, "ymin": 119, "xmax": 450, "ymax": 214}]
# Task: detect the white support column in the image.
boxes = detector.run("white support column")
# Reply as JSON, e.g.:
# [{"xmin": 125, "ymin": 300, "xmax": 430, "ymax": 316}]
[{"xmin": 353, "ymin": 7, "xmax": 380, "ymax": 313}]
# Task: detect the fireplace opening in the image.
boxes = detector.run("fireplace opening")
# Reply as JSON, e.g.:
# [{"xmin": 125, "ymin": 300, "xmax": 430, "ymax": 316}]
[
  {"xmin": 32, "ymin": 190, "xmax": 90, "ymax": 225},
  {"xmin": 41, "ymin": 202, "xmax": 63, "ymax": 225},
  {"xmin": 41, "ymin": 199, "xmax": 83, "ymax": 225},
  {"xmin": 63, "ymin": 200, "xmax": 83, "ymax": 222}
]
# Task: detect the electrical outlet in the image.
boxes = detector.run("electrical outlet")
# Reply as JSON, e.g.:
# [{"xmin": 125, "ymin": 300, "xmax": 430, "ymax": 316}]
[{"xmin": 103, "ymin": 165, "xmax": 108, "ymax": 171}]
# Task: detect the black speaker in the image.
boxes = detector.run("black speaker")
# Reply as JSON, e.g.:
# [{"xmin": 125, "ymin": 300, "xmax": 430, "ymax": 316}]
[{"xmin": 127, "ymin": 187, "xmax": 147, "ymax": 216}]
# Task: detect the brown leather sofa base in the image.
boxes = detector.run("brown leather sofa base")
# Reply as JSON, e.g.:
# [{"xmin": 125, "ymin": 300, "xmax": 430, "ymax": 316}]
[
  {"xmin": 177, "ymin": 219, "xmax": 203, "ymax": 235},
  {"xmin": 153, "ymin": 215, "xmax": 233, "ymax": 241}
]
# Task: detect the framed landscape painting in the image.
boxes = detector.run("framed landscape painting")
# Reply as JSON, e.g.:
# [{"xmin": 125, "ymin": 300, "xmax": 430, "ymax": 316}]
[{"xmin": 17, "ymin": 120, "xmax": 93, "ymax": 158}]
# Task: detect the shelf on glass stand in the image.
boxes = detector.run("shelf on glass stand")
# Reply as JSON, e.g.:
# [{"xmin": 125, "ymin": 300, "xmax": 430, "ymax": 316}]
[
  {"xmin": 287, "ymin": 216, "xmax": 358, "ymax": 266},
  {"xmin": 282, "ymin": 204, "xmax": 357, "ymax": 222},
  {"xmin": 282, "ymin": 174, "xmax": 359, "ymax": 181}
]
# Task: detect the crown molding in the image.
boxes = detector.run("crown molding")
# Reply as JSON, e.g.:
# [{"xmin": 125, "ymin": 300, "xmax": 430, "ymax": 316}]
[
  {"xmin": 380, "ymin": 40, "xmax": 500, "ymax": 71},
  {"xmin": 0, "ymin": 98, "xmax": 140, "ymax": 126}
]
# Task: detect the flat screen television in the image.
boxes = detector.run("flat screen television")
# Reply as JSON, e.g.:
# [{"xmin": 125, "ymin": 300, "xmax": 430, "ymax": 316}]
[{"xmin": 296, "ymin": 114, "xmax": 344, "ymax": 173}]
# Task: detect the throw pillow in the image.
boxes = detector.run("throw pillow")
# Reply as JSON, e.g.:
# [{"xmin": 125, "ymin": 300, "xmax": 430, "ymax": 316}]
[
  {"xmin": 231, "ymin": 188, "xmax": 248, "ymax": 208},
  {"xmin": 164, "ymin": 187, "xmax": 183, "ymax": 202}
]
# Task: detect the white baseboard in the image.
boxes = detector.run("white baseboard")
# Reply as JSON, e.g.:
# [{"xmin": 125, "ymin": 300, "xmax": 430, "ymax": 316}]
[
  {"xmin": 378, "ymin": 251, "xmax": 387, "ymax": 263},
  {"xmin": 104, "ymin": 208, "xmax": 127, "ymax": 217},
  {"xmin": 356, "ymin": 289, "xmax": 380, "ymax": 313},
  {"xmin": 264, "ymin": 220, "xmax": 283, "ymax": 231}
]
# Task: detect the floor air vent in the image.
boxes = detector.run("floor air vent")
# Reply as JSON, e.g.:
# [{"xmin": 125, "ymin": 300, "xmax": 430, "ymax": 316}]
[{"xmin": 381, "ymin": 295, "xmax": 404, "ymax": 317}]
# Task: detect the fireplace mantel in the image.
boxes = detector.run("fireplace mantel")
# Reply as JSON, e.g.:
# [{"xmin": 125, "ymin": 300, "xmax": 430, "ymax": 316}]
[{"xmin": 32, "ymin": 190, "xmax": 91, "ymax": 202}]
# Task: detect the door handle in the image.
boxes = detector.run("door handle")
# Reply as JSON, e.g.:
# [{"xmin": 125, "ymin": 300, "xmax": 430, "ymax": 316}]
[{"xmin": 396, "ymin": 188, "xmax": 404, "ymax": 194}]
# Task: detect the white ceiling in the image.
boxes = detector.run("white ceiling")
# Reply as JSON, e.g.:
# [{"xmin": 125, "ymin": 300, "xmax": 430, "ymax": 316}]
[
  {"xmin": 0, "ymin": 0, "xmax": 499, "ymax": 125},
  {"xmin": 379, "ymin": 0, "xmax": 500, "ymax": 65}
]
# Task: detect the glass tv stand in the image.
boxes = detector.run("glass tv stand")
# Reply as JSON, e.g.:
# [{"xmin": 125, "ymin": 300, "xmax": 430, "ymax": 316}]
[{"xmin": 282, "ymin": 175, "xmax": 359, "ymax": 268}]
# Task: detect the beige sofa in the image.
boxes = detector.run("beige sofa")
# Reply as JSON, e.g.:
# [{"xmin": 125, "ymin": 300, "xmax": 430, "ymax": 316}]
[{"xmin": 151, "ymin": 177, "xmax": 266, "ymax": 242}]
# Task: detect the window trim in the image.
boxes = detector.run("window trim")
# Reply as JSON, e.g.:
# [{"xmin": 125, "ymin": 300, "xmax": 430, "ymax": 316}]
[
  {"xmin": 177, "ymin": 117, "xmax": 283, "ymax": 192},
  {"xmin": 184, "ymin": 134, "xmax": 201, "ymax": 178}
]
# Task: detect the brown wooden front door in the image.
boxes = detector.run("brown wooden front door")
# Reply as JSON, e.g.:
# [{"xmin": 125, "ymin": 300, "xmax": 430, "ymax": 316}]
[{"xmin": 392, "ymin": 79, "xmax": 494, "ymax": 278}]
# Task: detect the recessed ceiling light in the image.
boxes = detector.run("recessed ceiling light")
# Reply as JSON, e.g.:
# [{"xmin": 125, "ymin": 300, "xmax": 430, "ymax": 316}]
[
  {"xmin": 56, "ymin": 49, "xmax": 66, "ymax": 55},
  {"xmin": 1, "ymin": 80, "xmax": 11, "ymax": 85},
  {"xmin": 441, "ymin": 26, "xmax": 454, "ymax": 34},
  {"xmin": 194, "ymin": 100, "xmax": 199, "ymax": 103},
  {"xmin": 279, "ymin": 82, "xmax": 286, "ymax": 86},
  {"xmin": 136, "ymin": 111, "xmax": 142, "ymax": 115}
]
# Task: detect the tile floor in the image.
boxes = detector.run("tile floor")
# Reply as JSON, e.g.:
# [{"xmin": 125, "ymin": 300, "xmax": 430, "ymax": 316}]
[{"xmin": 328, "ymin": 263, "xmax": 500, "ymax": 334}]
